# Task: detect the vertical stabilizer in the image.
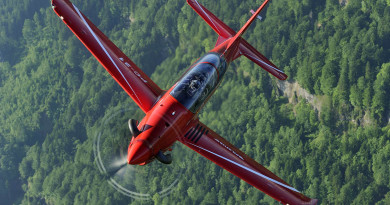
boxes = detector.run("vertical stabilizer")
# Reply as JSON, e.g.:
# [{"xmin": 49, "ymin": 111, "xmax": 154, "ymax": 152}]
[
  {"xmin": 188, "ymin": 0, "xmax": 288, "ymax": 80},
  {"xmin": 235, "ymin": 0, "xmax": 270, "ymax": 38}
]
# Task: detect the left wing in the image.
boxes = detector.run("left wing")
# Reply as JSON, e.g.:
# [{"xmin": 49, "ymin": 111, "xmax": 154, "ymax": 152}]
[
  {"xmin": 179, "ymin": 121, "xmax": 317, "ymax": 205},
  {"xmin": 52, "ymin": 0, "xmax": 163, "ymax": 113}
]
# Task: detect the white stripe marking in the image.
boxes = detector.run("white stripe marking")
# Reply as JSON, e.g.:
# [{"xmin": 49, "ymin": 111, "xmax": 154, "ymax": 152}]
[
  {"xmin": 245, "ymin": 53, "xmax": 285, "ymax": 74},
  {"xmin": 194, "ymin": 0, "xmax": 220, "ymax": 33},
  {"xmin": 189, "ymin": 142, "xmax": 300, "ymax": 193},
  {"xmin": 73, "ymin": 4, "xmax": 143, "ymax": 106}
]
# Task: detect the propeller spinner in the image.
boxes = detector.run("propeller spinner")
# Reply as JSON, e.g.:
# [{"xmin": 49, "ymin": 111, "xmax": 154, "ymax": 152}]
[{"xmin": 127, "ymin": 119, "xmax": 172, "ymax": 164}]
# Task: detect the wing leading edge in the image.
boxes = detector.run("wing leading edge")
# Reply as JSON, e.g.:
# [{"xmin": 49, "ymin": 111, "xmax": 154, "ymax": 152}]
[
  {"xmin": 52, "ymin": 0, "xmax": 163, "ymax": 113},
  {"xmin": 179, "ymin": 121, "xmax": 317, "ymax": 205}
]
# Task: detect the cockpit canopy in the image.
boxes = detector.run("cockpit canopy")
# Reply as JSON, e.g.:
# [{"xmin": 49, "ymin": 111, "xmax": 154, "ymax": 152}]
[{"xmin": 170, "ymin": 53, "xmax": 227, "ymax": 113}]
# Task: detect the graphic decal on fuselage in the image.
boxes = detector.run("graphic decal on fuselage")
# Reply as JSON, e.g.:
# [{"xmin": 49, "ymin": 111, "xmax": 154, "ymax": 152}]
[
  {"xmin": 184, "ymin": 123, "xmax": 208, "ymax": 143},
  {"xmin": 170, "ymin": 53, "xmax": 227, "ymax": 113}
]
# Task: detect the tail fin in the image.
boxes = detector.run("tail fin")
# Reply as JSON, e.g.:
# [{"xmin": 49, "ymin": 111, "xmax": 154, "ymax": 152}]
[
  {"xmin": 188, "ymin": 0, "xmax": 288, "ymax": 81},
  {"xmin": 235, "ymin": 0, "xmax": 270, "ymax": 38},
  {"xmin": 235, "ymin": 0, "xmax": 287, "ymax": 80}
]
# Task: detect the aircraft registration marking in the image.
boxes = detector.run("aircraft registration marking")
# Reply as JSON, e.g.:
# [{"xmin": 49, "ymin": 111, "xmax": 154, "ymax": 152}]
[
  {"xmin": 214, "ymin": 138, "xmax": 244, "ymax": 160},
  {"xmin": 119, "ymin": 58, "xmax": 148, "ymax": 83}
]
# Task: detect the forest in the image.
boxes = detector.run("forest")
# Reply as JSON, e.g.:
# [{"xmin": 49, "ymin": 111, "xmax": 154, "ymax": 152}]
[{"xmin": 0, "ymin": 0, "xmax": 389, "ymax": 204}]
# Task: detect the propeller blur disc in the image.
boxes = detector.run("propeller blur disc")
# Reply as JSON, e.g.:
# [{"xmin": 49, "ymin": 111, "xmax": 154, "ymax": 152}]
[{"xmin": 93, "ymin": 107, "xmax": 187, "ymax": 200}]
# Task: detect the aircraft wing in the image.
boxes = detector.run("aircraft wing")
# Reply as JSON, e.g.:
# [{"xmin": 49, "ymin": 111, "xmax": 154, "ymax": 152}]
[
  {"xmin": 179, "ymin": 121, "xmax": 317, "ymax": 205},
  {"xmin": 52, "ymin": 0, "xmax": 163, "ymax": 113}
]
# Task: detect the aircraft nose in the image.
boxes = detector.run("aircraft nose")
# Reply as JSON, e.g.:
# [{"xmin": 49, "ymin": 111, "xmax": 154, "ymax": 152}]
[{"xmin": 127, "ymin": 140, "xmax": 150, "ymax": 165}]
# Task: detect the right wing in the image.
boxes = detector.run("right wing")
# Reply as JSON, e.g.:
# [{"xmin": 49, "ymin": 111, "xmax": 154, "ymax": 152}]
[
  {"xmin": 179, "ymin": 121, "xmax": 317, "ymax": 205},
  {"xmin": 52, "ymin": 0, "xmax": 163, "ymax": 113}
]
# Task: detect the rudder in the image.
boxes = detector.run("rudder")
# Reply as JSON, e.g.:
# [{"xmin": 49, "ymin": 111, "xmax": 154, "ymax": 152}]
[{"xmin": 188, "ymin": 0, "xmax": 288, "ymax": 81}]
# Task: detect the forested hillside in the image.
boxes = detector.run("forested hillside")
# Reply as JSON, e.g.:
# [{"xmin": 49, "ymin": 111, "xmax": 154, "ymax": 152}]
[{"xmin": 0, "ymin": 0, "xmax": 389, "ymax": 204}]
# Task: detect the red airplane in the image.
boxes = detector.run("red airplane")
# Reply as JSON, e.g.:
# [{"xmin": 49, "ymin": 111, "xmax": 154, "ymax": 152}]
[{"xmin": 52, "ymin": 0, "xmax": 317, "ymax": 204}]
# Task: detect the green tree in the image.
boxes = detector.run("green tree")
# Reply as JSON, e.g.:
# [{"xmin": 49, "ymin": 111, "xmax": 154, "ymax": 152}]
[
  {"xmin": 371, "ymin": 63, "xmax": 390, "ymax": 124},
  {"xmin": 320, "ymin": 60, "xmax": 338, "ymax": 95}
]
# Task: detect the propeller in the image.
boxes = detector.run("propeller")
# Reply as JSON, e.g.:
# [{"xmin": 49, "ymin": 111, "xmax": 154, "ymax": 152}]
[
  {"xmin": 93, "ymin": 108, "xmax": 186, "ymax": 200},
  {"xmin": 128, "ymin": 119, "xmax": 140, "ymax": 137},
  {"xmin": 106, "ymin": 157, "xmax": 127, "ymax": 177}
]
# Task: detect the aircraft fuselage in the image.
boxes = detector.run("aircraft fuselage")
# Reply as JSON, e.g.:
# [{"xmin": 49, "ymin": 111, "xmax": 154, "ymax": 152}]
[{"xmin": 127, "ymin": 52, "xmax": 229, "ymax": 165}]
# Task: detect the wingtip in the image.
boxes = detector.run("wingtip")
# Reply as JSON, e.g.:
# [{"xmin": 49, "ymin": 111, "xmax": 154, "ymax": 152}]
[
  {"xmin": 281, "ymin": 74, "xmax": 288, "ymax": 81},
  {"xmin": 309, "ymin": 198, "xmax": 318, "ymax": 205},
  {"xmin": 275, "ymin": 72, "xmax": 288, "ymax": 81}
]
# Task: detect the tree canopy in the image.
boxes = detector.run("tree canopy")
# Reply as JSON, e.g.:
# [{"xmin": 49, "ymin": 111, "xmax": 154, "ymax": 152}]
[{"xmin": 0, "ymin": 0, "xmax": 389, "ymax": 204}]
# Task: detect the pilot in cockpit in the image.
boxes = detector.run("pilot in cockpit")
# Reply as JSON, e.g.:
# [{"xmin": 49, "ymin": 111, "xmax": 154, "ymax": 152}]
[{"xmin": 186, "ymin": 73, "xmax": 206, "ymax": 96}]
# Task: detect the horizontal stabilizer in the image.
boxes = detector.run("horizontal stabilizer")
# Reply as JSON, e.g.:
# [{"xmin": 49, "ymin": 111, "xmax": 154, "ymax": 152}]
[
  {"xmin": 187, "ymin": 0, "xmax": 235, "ymax": 38},
  {"xmin": 187, "ymin": 0, "xmax": 236, "ymax": 47},
  {"xmin": 240, "ymin": 39, "xmax": 288, "ymax": 80}
]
